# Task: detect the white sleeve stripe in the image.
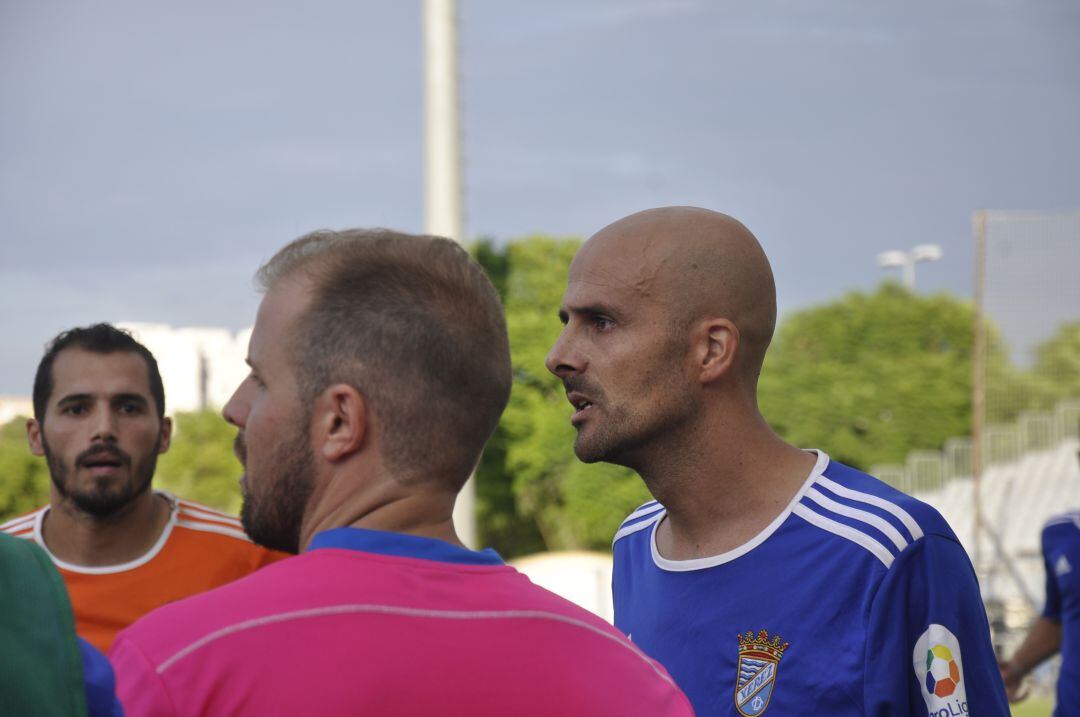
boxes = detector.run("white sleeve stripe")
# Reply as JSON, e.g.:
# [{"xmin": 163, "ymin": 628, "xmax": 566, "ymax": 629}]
[
  {"xmin": 804, "ymin": 487, "xmax": 909, "ymax": 552},
  {"xmin": 620, "ymin": 502, "xmax": 665, "ymax": 525},
  {"xmin": 1045, "ymin": 513, "xmax": 1080, "ymax": 527},
  {"xmin": 177, "ymin": 507, "xmax": 243, "ymax": 528},
  {"xmin": 177, "ymin": 502, "xmax": 242, "ymax": 521},
  {"xmin": 815, "ymin": 476, "xmax": 924, "ymax": 540},
  {"xmin": 0, "ymin": 514, "xmax": 39, "ymax": 532},
  {"xmin": 175, "ymin": 519, "xmax": 252, "ymax": 543},
  {"xmin": 613, "ymin": 511, "xmax": 665, "ymax": 545},
  {"xmin": 793, "ymin": 504, "xmax": 894, "ymax": 568},
  {"xmin": 155, "ymin": 603, "xmax": 681, "ymax": 694},
  {"xmin": 4, "ymin": 528, "xmax": 34, "ymax": 539}
]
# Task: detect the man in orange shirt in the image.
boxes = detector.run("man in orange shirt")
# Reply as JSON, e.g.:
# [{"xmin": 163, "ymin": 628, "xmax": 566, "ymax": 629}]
[{"xmin": 0, "ymin": 323, "xmax": 283, "ymax": 652}]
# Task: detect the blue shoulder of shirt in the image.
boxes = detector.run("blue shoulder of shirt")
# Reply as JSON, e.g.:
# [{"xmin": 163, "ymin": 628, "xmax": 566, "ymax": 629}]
[
  {"xmin": 1043, "ymin": 511, "xmax": 1080, "ymax": 531},
  {"xmin": 1041, "ymin": 511, "xmax": 1080, "ymax": 545},
  {"xmin": 817, "ymin": 460, "xmax": 958, "ymax": 541},
  {"xmin": 610, "ymin": 460, "xmax": 963, "ymax": 570},
  {"xmin": 613, "ymin": 500, "xmax": 665, "ymax": 546}
]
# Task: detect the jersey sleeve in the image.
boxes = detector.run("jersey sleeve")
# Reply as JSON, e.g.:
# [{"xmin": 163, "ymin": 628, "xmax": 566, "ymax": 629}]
[
  {"xmin": 1041, "ymin": 528, "xmax": 1062, "ymax": 621},
  {"xmin": 110, "ymin": 634, "xmax": 176, "ymax": 717},
  {"xmin": 862, "ymin": 534, "xmax": 1009, "ymax": 716},
  {"xmin": 79, "ymin": 637, "xmax": 124, "ymax": 717}
]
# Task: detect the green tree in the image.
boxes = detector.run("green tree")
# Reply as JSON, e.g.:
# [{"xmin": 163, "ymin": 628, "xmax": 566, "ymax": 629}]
[
  {"xmin": 476, "ymin": 236, "xmax": 651, "ymax": 557},
  {"xmin": 759, "ymin": 283, "xmax": 983, "ymax": 470},
  {"xmin": 0, "ymin": 417, "xmax": 50, "ymax": 522},
  {"xmin": 155, "ymin": 411, "xmax": 243, "ymax": 514},
  {"xmin": 1031, "ymin": 321, "xmax": 1080, "ymax": 403},
  {"xmin": 472, "ymin": 238, "xmax": 547, "ymax": 557}
]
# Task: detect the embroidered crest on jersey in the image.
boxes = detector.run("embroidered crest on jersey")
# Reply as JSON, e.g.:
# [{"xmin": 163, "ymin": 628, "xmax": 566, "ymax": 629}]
[
  {"xmin": 734, "ymin": 629, "xmax": 789, "ymax": 716},
  {"xmin": 912, "ymin": 623, "xmax": 968, "ymax": 715}
]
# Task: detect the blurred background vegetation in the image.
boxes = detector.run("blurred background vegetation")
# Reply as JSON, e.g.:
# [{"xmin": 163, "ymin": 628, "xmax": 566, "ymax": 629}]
[{"xmin": 2, "ymin": 236, "xmax": 1078, "ymax": 561}]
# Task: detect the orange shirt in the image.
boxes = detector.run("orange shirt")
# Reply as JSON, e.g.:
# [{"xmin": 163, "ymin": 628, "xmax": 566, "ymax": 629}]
[{"xmin": 1, "ymin": 493, "xmax": 287, "ymax": 653}]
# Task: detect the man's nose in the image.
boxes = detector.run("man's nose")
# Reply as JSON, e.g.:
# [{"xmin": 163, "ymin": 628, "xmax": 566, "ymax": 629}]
[
  {"xmin": 545, "ymin": 331, "xmax": 583, "ymax": 379},
  {"xmin": 91, "ymin": 405, "xmax": 118, "ymax": 442},
  {"xmin": 222, "ymin": 379, "xmax": 250, "ymax": 428}
]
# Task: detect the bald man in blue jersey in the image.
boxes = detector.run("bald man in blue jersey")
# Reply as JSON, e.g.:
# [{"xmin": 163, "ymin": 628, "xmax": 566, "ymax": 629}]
[{"xmin": 546, "ymin": 206, "xmax": 1010, "ymax": 716}]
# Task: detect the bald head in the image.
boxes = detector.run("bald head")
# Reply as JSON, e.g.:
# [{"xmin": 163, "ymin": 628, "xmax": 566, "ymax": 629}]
[{"xmin": 573, "ymin": 206, "xmax": 777, "ymax": 382}]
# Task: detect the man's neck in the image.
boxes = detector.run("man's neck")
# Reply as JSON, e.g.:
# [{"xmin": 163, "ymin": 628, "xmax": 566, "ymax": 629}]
[
  {"xmin": 643, "ymin": 413, "xmax": 818, "ymax": 561},
  {"xmin": 41, "ymin": 490, "xmax": 173, "ymax": 567},
  {"xmin": 299, "ymin": 472, "xmax": 464, "ymax": 553}
]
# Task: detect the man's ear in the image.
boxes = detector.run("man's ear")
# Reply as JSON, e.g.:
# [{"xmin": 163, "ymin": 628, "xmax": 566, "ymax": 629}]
[
  {"xmin": 313, "ymin": 384, "xmax": 368, "ymax": 462},
  {"xmin": 26, "ymin": 418, "xmax": 45, "ymax": 457},
  {"xmin": 696, "ymin": 317, "xmax": 740, "ymax": 384},
  {"xmin": 157, "ymin": 416, "xmax": 173, "ymax": 455}
]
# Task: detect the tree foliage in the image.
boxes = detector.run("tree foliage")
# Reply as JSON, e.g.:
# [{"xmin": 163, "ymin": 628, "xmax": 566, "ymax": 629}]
[
  {"xmin": 0, "ymin": 418, "xmax": 50, "ymax": 522},
  {"xmin": 155, "ymin": 411, "xmax": 243, "ymax": 514},
  {"xmin": 757, "ymin": 282, "xmax": 1029, "ymax": 470},
  {"xmin": 1030, "ymin": 321, "xmax": 1080, "ymax": 406}
]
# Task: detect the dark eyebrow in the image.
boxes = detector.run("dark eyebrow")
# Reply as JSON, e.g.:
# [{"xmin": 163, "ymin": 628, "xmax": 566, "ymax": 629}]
[
  {"xmin": 56, "ymin": 393, "xmax": 93, "ymax": 406},
  {"xmin": 113, "ymin": 393, "xmax": 149, "ymax": 406},
  {"xmin": 565, "ymin": 304, "xmax": 618, "ymax": 319},
  {"xmin": 56, "ymin": 393, "xmax": 149, "ymax": 407}
]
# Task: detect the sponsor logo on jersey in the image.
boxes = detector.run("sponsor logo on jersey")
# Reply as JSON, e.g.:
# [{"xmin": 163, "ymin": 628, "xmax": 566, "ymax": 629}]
[
  {"xmin": 1055, "ymin": 554, "xmax": 1072, "ymax": 577},
  {"xmin": 912, "ymin": 624, "xmax": 968, "ymax": 716},
  {"xmin": 734, "ymin": 629, "xmax": 789, "ymax": 717}
]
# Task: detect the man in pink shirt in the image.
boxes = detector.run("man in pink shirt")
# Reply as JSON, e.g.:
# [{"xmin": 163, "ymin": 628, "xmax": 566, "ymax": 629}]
[{"xmin": 110, "ymin": 229, "xmax": 692, "ymax": 716}]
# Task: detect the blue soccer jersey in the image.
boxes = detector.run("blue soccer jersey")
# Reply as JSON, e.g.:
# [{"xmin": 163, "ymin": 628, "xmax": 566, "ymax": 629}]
[
  {"xmin": 612, "ymin": 451, "xmax": 1009, "ymax": 716},
  {"xmin": 1042, "ymin": 511, "xmax": 1080, "ymax": 716}
]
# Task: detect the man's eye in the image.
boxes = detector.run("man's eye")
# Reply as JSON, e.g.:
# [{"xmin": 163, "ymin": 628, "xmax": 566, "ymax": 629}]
[
  {"xmin": 594, "ymin": 317, "xmax": 615, "ymax": 331},
  {"xmin": 119, "ymin": 402, "xmax": 142, "ymax": 414},
  {"xmin": 62, "ymin": 405, "xmax": 86, "ymax": 416}
]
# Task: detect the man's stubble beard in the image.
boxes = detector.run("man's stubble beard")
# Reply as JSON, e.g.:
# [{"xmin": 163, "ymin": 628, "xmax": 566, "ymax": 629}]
[
  {"xmin": 239, "ymin": 421, "xmax": 315, "ymax": 555},
  {"xmin": 574, "ymin": 374, "xmax": 699, "ymax": 471},
  {"xmin": 44, "ymin": 436, "xmax": 161, "ymax": 518},
  {"xmin": 574, "ymin": 332, "xmax": 698, "ymax": 470}
]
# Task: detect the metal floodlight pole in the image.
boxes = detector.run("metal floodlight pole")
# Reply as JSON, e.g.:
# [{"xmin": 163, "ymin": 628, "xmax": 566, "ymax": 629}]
[
  {"xmin": 423, "ymin": 0, "xmax": 475, "ymax": 547},
  {"xmin": 424, "ymin": 0, "xmax": 462, "ymax": 243},
  {"xmin": 902, "ymin": 261, "xmax": 915, "ymax": 290}
]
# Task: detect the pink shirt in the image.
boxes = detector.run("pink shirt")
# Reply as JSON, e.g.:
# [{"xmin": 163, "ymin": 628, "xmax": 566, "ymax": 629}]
[{"xmin": 111, "ymin": 528, "xmax": 693, "ymax": 716}]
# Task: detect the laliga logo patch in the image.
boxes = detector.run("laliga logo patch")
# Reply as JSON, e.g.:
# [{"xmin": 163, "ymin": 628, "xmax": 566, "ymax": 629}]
[
  {"xmin": 734, "ymin": 629, "xmax": 789, "ymax": 717},
  {"xmin": 912, "ymin": 624, "xmax": 969, "ymax": 716}
]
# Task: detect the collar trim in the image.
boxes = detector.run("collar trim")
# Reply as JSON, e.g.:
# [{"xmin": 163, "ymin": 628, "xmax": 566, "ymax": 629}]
[
  {"xmin": 308, "ymin": 527, "xmax": 504, "ymax": 566},
  {"xmin": 649, "ymin": 450, "xmax": 829, "ymax": 572}
]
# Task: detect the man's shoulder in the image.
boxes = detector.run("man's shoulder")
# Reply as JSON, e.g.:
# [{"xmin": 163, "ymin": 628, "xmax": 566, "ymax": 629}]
[
  {"xmin": 164, "ymin": 494, "xmax": 288, "ymax": 566},
  {"xmin": 0, "ymin": 506, "xmax": 46, "ymax": 540},
  {"xmin": 816, "ymin": 458, "xmax": 956, "ymax": 543},
  {"xmin": 113, "ymin": 549, "xmax": 301, "ymax": 662},
  {"xmin": 613, "ymin": 500, "xmax": 665, "ymax": 547},
  {"xmin": 1041, "ymin": 510, "xmax": 1080, "ymax": 543},
  {"xmin": 117, "ymin": 552, "xmax": 636, "ymax": 670},
  {"xmin": 169, "ymin": 496, "xmax": 247, "ymax": 539},
  {"xmin": 165, "ymin": 496, "xmax": 257, "ymax": 547},
  {"xmin": 788, "ymin": 457, "xmax": 964, "ymax": 575}
]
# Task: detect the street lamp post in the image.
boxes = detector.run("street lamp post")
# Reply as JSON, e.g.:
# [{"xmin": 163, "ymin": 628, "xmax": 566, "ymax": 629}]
[{"xmin": 876, "ymin": 244, "xmax": 943, "ymax": 289}]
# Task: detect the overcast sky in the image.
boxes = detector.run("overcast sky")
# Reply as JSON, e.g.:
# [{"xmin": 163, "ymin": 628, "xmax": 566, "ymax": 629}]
[{"xmin": 2, "ymin": 0, "xmax": 1078, "ymax": 395}]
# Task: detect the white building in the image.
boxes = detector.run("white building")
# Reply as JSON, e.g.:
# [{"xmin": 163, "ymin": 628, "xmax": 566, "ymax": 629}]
[
  {"xmin": 0, "ymin": 396, "xmax": 34, "ymax": 426},
  {"xmin": 118, "ymin": 323, "xmax": 251, "ymax": 414},
  {"xmin": 0, "ymin": 323, "xmax": 250, "ymax": 424}
]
